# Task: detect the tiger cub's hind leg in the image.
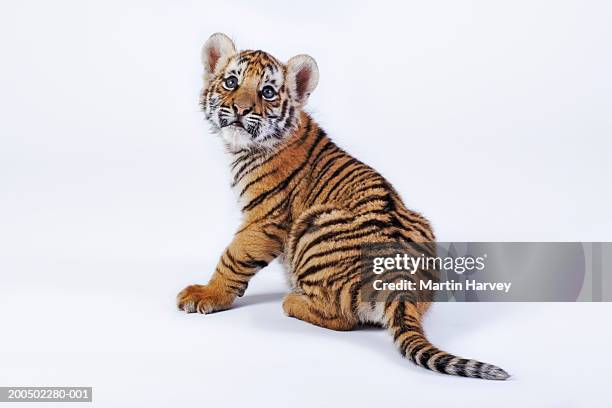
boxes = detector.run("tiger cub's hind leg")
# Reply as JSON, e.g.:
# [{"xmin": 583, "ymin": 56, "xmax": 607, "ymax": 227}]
[
  {"xmin": 283, "ymin": 292, "xmax": 357, "ymax": 331},
  {"xmin": 284, "ymin": 205, "xmax": 361, "ymax": 331}
]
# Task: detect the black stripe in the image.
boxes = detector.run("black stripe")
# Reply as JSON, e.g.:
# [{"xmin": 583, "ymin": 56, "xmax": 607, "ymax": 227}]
[
  {"xmin": 236, "ymin": 257, "xmax": 269, "ymax": 269},
  {"xmin": 325, "ymin": 263, "xmax": 362, "ymax": 286},
  {"xmin": 407, "ymin": 341, "xmax": 429, "ymax": 363},
  {"xmin": 454, "ymin": 359, "xmax": 470, "ymax": 377},
  {"xmin": 296, "ymin": 243, "xmax": 362, "ymax": 271},
  {"xmin": 350, "ymin": 194, "xmax": 390, "ymax": 212},
  {"xmin": 262, "ymin": 229, "xmax": 284, "ymax": 246},
  {"xmin": 472, "ymin": 361, "xmax": 484, "ymax": 377},
  {"xmin": 279, "ymin": 99, "xmax": 288, "ymax": 121},
  {"xmin": 314, "ymin": 215, "xmax": 354, "ymax": 229},
  {"xmin": 418, "ymin": 346, "xmax": 438, "ymax": 367},
  {"xmin": 348, "ymin": 281, "xmax": 360, "ymax": 314},
  {"xmin": 321, "ymin": 164, "xmax": 369, "ymax": 202},
  {"xmin": 220, "ymin": 257, "xmax": 238, "ymax": 275},
  {"xmin": 239, "ymin": 168, "xmax": 277, "ymax": 197},
  {"xmin": 241, "ymin": 161, "xmax": 301, "ymax": 211},
  {"xmin": 399, "ymin": 332, "xmax": 422, "ymax": 352},
  {"xmin": 217, "ymin": 269, "xmax": 249, "ymax": 285},
  {"xmin": 296, "ymin": 256, "xmax": 351, "ymax": 280},
  {"xmin": 394, "ymin": 210, "xmax": 433, "ymax": 238},
  {"xmin": 308, "ymin": 157, "xmax": 359, "ymax": 205},
  {"xmin": 327, "ymin": 168, "xmax": 373, "ymax": 202},
  {"xmin": 347, "ymin": 182, "xmax": 389, "ymax": 206},
  {"xmin": 232, "ymin": 153, "xmax": 266, "ymax": 186},
  {"xmin": 304, "ymin": 153, "xmax": 345, "ymax": 204},
  {"xmin": 434, "ymin": 354, "xmax": 454, "ymax": 373},
  {"xmin": 284, "ymin": 106, "xmax": 295, "ymax": 131}
]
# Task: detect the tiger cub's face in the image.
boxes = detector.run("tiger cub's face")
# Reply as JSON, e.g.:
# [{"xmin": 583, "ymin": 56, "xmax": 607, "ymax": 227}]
[{"xmin": 200, "ymin": 33, "xmax": 318, "ymax": 151}]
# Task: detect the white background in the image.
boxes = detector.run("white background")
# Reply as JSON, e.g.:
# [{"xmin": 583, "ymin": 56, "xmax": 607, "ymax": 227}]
[{"xmin": 1, "ymin": 1, "xmax": 611, "ymax": 407}]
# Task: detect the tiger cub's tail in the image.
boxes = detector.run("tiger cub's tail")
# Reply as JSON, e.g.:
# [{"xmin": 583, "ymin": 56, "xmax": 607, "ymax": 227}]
[{"xmin": 388, "ymin": 302, "xmax": 510, "ymax": 380}]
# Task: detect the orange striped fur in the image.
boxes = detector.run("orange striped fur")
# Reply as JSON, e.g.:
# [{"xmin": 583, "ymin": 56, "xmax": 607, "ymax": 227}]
[{"xmin": 177, "ymin": 33, "xmax": 509, "ymax": 380}]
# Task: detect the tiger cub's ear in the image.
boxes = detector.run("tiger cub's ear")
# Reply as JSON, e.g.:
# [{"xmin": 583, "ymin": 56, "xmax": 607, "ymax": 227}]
[
  {"xmin": 201, "ymin": 33, "xmax": 237, "ymax": 84},
  {"xmin": 286, "ymin": 55, "xmax": 319, "ymax": 106}
]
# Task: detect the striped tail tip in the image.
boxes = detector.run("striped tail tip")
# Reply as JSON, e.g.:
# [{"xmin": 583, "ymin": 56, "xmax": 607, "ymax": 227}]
[
  {"xmin": 479, "ymin": 364, "xmax": 511, "ymax": 380},
  {"xmin": 436, "ymin": 357, "xmax": 511, "ymax": 380},
  {"xmin": 399, "ymin": 333, "xmax": 512, "ymax": 380}
]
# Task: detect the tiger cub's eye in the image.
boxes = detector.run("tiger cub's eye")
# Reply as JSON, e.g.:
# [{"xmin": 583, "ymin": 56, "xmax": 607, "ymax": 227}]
[
  {"xmin": 261, "ymin": 85, "xmax": 277, "ymax": 100},
  {"xmin": 223, "ymin": 76, "xmax": 238, "ymax": 90}
]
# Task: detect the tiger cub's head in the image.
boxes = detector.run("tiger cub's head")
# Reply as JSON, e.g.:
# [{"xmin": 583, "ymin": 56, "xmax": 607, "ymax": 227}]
[{"xmin": 199, "ymin": 33, "xmax": 318, "ymax": 151}]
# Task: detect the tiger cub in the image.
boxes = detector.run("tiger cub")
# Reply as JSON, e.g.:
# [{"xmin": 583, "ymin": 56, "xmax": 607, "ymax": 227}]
[{"xmin": 177, "ymin": 33, "xmax": 509, "ymax": 380}]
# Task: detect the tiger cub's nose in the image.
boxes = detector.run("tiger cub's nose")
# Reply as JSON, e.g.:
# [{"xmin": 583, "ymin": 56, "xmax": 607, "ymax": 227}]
[{"xmin": 233, "ymin": 103, "xmax": 253, "ymax": 116}]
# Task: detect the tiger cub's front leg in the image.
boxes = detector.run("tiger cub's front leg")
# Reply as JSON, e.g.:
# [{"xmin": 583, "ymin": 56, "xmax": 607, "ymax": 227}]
[{"xmin": 177, "ymin": 223, "xmax": 283, "ymax": 314}]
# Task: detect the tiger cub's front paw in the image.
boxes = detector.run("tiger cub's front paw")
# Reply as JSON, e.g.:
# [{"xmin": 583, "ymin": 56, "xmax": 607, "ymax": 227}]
[{"xmin": 176, "ymin": 284, "xmax": 235, "ymax": 314}]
